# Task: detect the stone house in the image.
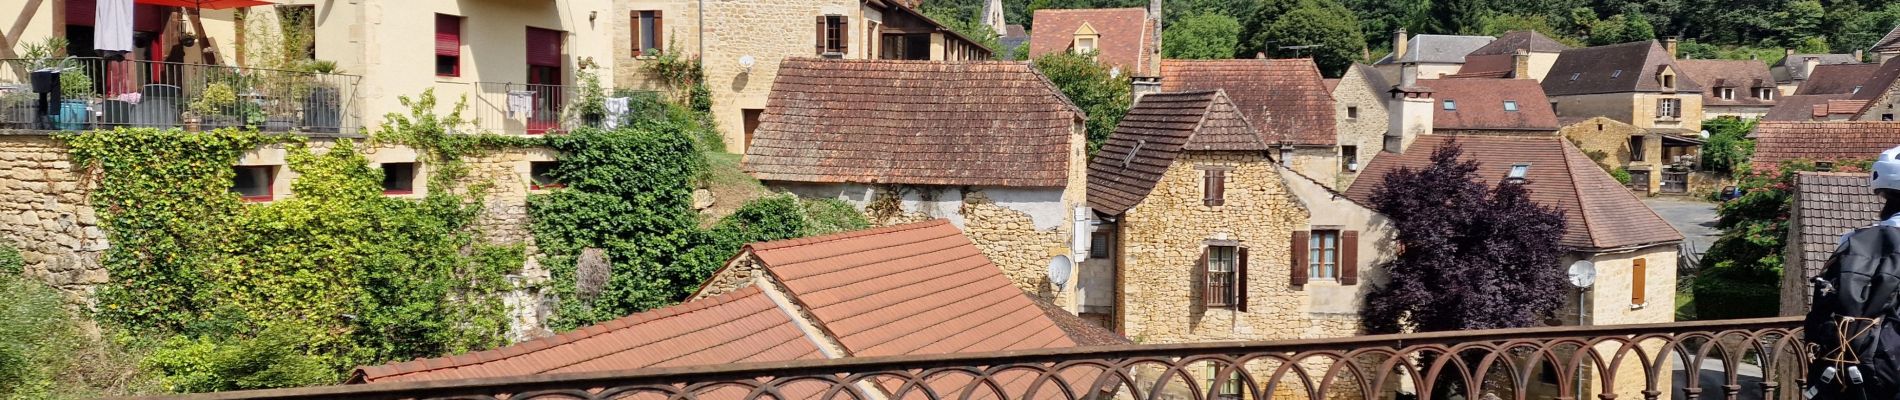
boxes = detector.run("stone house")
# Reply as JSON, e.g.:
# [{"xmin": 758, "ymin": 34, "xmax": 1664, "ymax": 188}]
[
  {"xmin": 1674, "ymin": 59, "xmax": 1778, "ymax": 119},
  {"xmin": 1772, "ymin": 52, "xmax": 1865, "ymax": 95},
  {"xmin": 1544, "ymin": 40, "xmax": 1706, "ymax": 132},
  {"xmin": 1454, "ymin": 30, "xmax": 1571, "ymax": 82},
  {"xmin": 354, "ymin": 220, "xmax": 1125, "ymax": 384},
  {"xmin": 613, "ymin": 0, "xmax": 993, "ymax": 154},
  {"xmin": 1780, "ymin": 172, "xmax": 1884, "ymax": 316},
  {"xmin": 1418, "ymin": 78, "xmax": 1560, "ymax": 135},
  {"xmin": 1374, "ymin": 30, "xmax": 1496, "ymax": 80},
  {"xmin": 1329, "ymin": 64, "xmax": 1392, "ymax": 189},
  {"xmin": 1750, "ymin": 121, "xmax": 1900, "ymax": 171},
  {"xmin": 1878, "ymin": 26, "xmax": 1900, "ymax": 63},
  {"xmin": 1027, "ymin": 7, "xmax": 1159, "ymax": 82},
  {"xmin": 1559, "ymin": 116, "xmax": 1703, "ymax": 195},
  {"xmin": 1084, "ymin": 90, "xmax": 1395, "ymax": 341},
  {"xmin": 742, "ymin": 58, "xmax": 1089, "ymax": 309},
  {"xmin": 1160, "ymin": 59, "xmax": 1341, "ymax": 187},
  {"xmin": 1849, "ymin": 59, "xmax": 1900, "ymax": 121}
]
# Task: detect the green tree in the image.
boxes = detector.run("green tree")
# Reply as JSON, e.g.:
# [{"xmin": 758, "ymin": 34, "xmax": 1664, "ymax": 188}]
[
  {"xmin": 1163, "ymin": 13, "xmax": 1242, "ymax": 59},
  {"xmin": 1697, "ymin": 160, "xmax": 1868, "ymax": 319},
  {"xmin": 1699, "ymin": 117, "xmax": 1756, "ymax": 175},
  {"xmin": 1829, "ymin": 2, "xmax": 1900, "ymax": 55},
  {"xmin": 1425, "ymin": 0, "xmax": 1491, "ymax": 35},
  {"xmin": 1588, "ymin": 13, "xmax": 1657, "ymax": 45},
  {"xmin": 1249, "ymin": 0, "xmax": 1367, "ymax": 76},
  {"xmin": 1475, "ymin": 14, "xmax": 1586, "ymax": 46},
  {"xmin": 1031, "ymin": 51, "xmax": 1131, "ymax": 154}
]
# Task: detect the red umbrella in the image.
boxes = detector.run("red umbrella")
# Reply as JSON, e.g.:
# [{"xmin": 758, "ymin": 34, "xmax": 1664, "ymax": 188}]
[{"xmin": 132, "ymin": 0, "xmax": 272, "ymax": 10}]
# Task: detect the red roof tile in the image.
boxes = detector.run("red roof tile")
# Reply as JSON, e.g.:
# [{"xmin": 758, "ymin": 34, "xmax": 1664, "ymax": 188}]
[
  {"xmin": 743, "ymin": 58, "xmax": 1083, "ymax": 187},
  {"xmin": 1027, "ymin": 8, "xmax": 1156, "ymax": 77},
  {"xmin": 1160, "ymin": 59, "xmax": 1337, "ymax": 146},
  {"xmin": 1088, "ymin": 90, "xmax": 1266, "ymax": 214},
  {"xmin": 1420, "ymin": 79, "xmax": 1559, "ymax": 131},
  {"xmin": 1751, "ymin": 121, "xmax": 1900, "ymax": 170},
  {"xmin": 1343, "ymin": 135, "xmax": 1682, "ymax": 250},
  {"xmin": 351, "ymin": 286, "xmax": 822, "ymax": 383}
]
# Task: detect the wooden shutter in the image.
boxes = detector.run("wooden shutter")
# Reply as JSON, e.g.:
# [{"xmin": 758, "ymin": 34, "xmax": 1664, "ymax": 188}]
[
  {"xmin": 526, "ymin": 28, "xmax": 563, "ymax": 67},
  {"xmin": 1236, "ymin": 247, "xmax": 1249, "ymax": 312},
  {"xmin": 839, "ymin": 18, "xmax": 849, "ymax": 54},
  {"xmin": 1213, "ymin": 170, "xmax": 1226, "ymax": 206},
  {"xmin": 653, "ymin": 11, "xmax": 664, "ymax": 53},
  {"xmin": 816, "ymin": 16, "xmax": 827, "ymax": 54},
  {"xmin": 630, "ymin": 12, "xmax": 643, "ymax": 56},
  {"xmin": 1632, "ymin": 258, "xmax": 1647, "ymax": 305},
  {"xmin": 1290, "ymin": 231, "xmax": 1310, "ymax": 286},
  {"xmin": 1340, "ymin": 231, "xmax": 1360, "ymax": 285},
  {"xmin": 1196, "ymin": 248, "xmax": 1210, "ymax": 307},
  {"xmin": 1202, "ymin": 170, "xmax": 1215, "ymax": 206},
  {"xmin": 436, "ymin": 14, "xmax": 461, "ymax": 56}
]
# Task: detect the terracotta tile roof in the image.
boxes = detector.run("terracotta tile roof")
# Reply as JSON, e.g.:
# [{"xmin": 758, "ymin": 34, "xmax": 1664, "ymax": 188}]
[
  {"xmin": 1420, "ymin": 78, "xmax": 1559, "ymax": 131},
  {"xmin": 1751, "ymin": 121, "xmax": 1900, "ymax": 170},
  {"xmin": 1875, "ymin": 26, "xmax": 1900, "ymax": 53},
  {"xmin": 1088, "ymin": 90, "xmax": 1266, "ymax": 215},
  {"xmin": 1791, "ymin": 171, "xmax": 1884, "ymax": 285},
  {"xmin": 1829, "ymin": 100, "xmax": 1871, "ymax": 115},
  {"xmin": 1027, "ymin": 8, "xmax": 1156, "ymax": 77},
  {"xmin": 351, "ymin": 286, "xmax": 823, "ymax": 383},
  {"xmin": 1675, "ymin": 59, "xmax": 1777, "ymax": 106},
  {"xmin": 1794, "ymin": 63, "xmax": 1883, "ymax": 95},
  {"xmin": 1160, "ymin": 59, "xmax": 1337, "ymax": 146},
  {"xmin": 743, "ymin": 58, "xmax": 1082, "ymax": 187},
  {"xmin": 1343, "ymin": 135, "xmax": 1683, "ymax": 250},
  {"xmin": 1467, "ymin": 30, "xmax": 1571, "ymax": 56},
  {"xmin": 1543, "ymin": 41, "xmax": 1703, "ymax": 96},
  {"xmin": 1375, "ymin": 34, "xmax": 1496, "ymax": 64},
  {"xmin": 747, "ymin": 220, "xmax": 1082, "ymax": 356},
  {"xmin": 1766, "ymin": 94, "xmax": 1854, "ymax": 121},
  {"xmin": 1323, "ymin": 78, "xmax": 1340, "ymax": 92}
]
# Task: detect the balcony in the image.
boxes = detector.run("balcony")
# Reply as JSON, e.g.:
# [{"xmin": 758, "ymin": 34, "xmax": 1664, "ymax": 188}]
[
  {"xmin": 134, "ymin": 317, "xmax": 1804, "ymax": 400},
  {"xmin": 0, "ymin": 58, "xmax": 361, "ymax": 134},
  {"xmin": 454, "ymin": 82, "xmax": 664, "ymax": 135}
]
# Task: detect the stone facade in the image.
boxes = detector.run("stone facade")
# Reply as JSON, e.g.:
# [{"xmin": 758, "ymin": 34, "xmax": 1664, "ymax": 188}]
[
  {"xmin": 1331, "ymin": 66, "xmax": 1391, "ymax": 190},
  {"xmin": 1559, "ymin": 116, "xmax": 1702, "ymax": 195},
  {"xmin": 1281, "ymin": 146, "xmax": 1340, "ymax": 191},
  {"xmin": 1854, "ymin": 78, "xmax": 1900, "ymax": 121},
  {"xmin": 1551, "ymin": 92, "xmax": 1705, "ymax": 132}
]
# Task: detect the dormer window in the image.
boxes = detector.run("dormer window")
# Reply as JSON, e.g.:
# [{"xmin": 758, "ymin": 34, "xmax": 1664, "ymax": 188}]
[
  {"xmin": 1718, "ymin": 88, "xmax": 1735, "ymax": 100},
  {"xmin": 1503, "ymin": 101, "xmax": 1518, "ymax": 111},
  {"xmin": 1072, "ymin": 22, "xmax": 1101, "ymax": 55},
  {"xmin": 1076, "ymin": 37, "xmax": 1097, "ymax": 53},
  {"xmin": 1662, "ymin": 74, "xmax": 1676, "ymax": 90},
  {"xmin": 1756, "ymin": 88, "xmax": 1775, "ymax": 100},
  {"xmin": 1443, "ymin": 100, "xmax": 1457, "ymax": 111}
]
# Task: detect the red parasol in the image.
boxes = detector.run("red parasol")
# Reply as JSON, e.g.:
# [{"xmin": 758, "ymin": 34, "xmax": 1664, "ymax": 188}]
[{"xmin": 132, "ymin": 0, "xmax": 273, "ymax": 10}]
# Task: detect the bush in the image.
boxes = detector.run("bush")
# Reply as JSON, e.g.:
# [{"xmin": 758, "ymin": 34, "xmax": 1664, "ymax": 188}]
[
  {"xmin": 1610, "ymin": 168, "xmax": 1632, "ymax": 185},
  {"xmin": 0, "ymin": 276, "xmax": 152, "ymax": 399},
  {"xmin": 142, "ymin": 326, "xmax": 337, "ymax": 393},
  {"xmin": 0, "ymin": 244, "xmax": 20, "ymax": 276}
]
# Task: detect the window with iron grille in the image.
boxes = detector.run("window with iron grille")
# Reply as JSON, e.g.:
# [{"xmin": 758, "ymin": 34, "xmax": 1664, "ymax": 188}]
[
  {"xmin": 1090, "ymin": 231, "xmax": 1111, "ymax": 259},
  {"xmin": 1308, "ymin": 230, "xmax": 1339, "ymax": 279},
  {"xmin": 1204, "ymin": 246, "xmax": 1238, "ymax": 307}
]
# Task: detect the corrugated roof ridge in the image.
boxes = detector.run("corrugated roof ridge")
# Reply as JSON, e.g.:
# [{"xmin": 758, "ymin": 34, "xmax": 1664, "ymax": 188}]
[{"xmin": 352, "ymin": 286, "xmax": 768, "ymax": 382}]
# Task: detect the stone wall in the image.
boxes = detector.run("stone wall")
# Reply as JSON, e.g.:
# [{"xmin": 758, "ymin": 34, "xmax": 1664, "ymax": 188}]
[
  {"xmin": 1561, "ymin": 117, "xmax": 1670, "ymax": 193},
  {"xmin": 1853, "ymin": 77, "xmax": 1900, "ymax": 121},
  {"xmin": 963, "ymin": 191, "xmax": 1072, "ymax": 302},
  {"xmin": 0, "ymin": 134, "xmax": 106, "ymax": 307},
  {"xmin": 698, "ymin": 0, "xmax": 864, "ymax": 152},
  {"xmin": 613, "ymin": 0, "xmax": 704, "ymax": 93},
  {"xmin": 1283, "ymin": 147, "xmax": 1339, "ymax": 191},
  {"xmin": 1633, "ymin": 92, "xmax": 1706, "ymax": 132},
  {"xmin": 1120, "ymin": 151, "xmax": 1342, "ymax": 343},
  {"xmin": 1332, "ymin": 66, "xmax": 1391, "ymax": 190}
]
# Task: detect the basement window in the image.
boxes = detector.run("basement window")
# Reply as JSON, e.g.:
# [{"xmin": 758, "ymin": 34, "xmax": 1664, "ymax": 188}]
[
  {"xmin": 233, "ymin": 165, "xmax": 277, "ymax": 202},
  {"xmin": 381, "ymin": 162, "xmax": 419, "ymax": 195},
  {"xmin": 530, "ymin": 161, "xmax": 562, "ymax": 190}
]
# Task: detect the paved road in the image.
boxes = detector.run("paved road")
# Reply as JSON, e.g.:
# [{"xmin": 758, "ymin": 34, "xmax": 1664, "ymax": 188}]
[{"xmin": 1643, "ymin": 197, "xmax": 1722, "ymax": 255}]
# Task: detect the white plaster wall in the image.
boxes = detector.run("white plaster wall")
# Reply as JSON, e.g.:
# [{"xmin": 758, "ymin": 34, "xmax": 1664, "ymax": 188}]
[
  {"xmin": 767, "ymin": 181, "xmax": 1070, "ymax": 230},
  {"xmin": 1277, "ymin": 168, "xmax": 1397, "ymax": 317}
]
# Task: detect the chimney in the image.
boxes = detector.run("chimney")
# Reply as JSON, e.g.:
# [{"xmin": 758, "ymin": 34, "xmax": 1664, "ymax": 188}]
[
  {"xmin": 1386, "ymin": 63, "xmax": 1433, "ymax": 154},
  {"xmin": 1393, "ymin": 29, "xmax": 1409, "ymax": 62},
  {"xmin": 1804, "ymin": 56, "xmax": 1821, "ymax": 79},
  {"xmin": 1400, "ymin": 63, "xmax": 1418, "ymax": 88},
  {"xmin": 1856, "ymin": 49, "xmax": 1866, "ymax": 62},
  {"xmin": 1664, "ymin": 37, "xmax": 1679, "ymax": 59},
  {"xmin": 1512, "ymin": 49, "xmax": 1531, "ymax": 79}
]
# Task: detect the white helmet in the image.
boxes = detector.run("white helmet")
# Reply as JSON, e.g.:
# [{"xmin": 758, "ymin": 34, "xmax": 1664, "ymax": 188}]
[{"xmin": 1876, "ymin": 145, "xmax": 1900, "ymax": 192}]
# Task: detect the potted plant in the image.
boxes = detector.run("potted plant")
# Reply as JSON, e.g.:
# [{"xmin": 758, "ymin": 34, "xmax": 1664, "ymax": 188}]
[
  {"xmin": 189, "ymin": 82, "xmax": 238, "ymax": 130},
  {"xmin": 54, "ymin": 70, "xmax": 93, "ymax": 131}
]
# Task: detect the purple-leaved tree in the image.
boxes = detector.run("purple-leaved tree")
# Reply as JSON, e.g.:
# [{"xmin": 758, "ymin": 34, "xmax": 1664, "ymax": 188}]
[{"xmin": 1361, "ymin": 139, "xmax": 1569, "ymax": 334}]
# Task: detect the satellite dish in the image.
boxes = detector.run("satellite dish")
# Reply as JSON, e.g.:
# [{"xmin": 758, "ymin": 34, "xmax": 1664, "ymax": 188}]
[
  {"xmin": 738, "ymin": 55, "xmax": 757, "ymax": 72},
  {"xmin": 1047, "ymin": 255, "xmax": 1074, "ymax": 290},
  {"xmin": 1567, "ymin": 260, "xmax": 1597, "ymax": 288}
]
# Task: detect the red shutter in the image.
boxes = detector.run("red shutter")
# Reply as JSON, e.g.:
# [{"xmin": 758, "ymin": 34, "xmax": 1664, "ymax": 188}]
[
  {"xmin": 653, "ymin": 11, "xmax": 664, "ymax": 53},
  {"xmin": 1202, "ymin": 171, "xmax": 1215, "ymax": 206},
  {"xmin": 435, "ymin": 14, "xmax": 461, "ymax": 56},
  {"xmin": 1290, "ymin": 231, "xmax": 1310, "ymax": 286},
  {"xmin": 839, "ymin": 18, "xmax": 849, "ymax": 54},
  {"xmin": 526, "ymin": 27, "xmax": 563, "ymax": 67},
  {"xmin": 1340, "ymin": 231, "xmax": 1360, "ymax": 285},
  {"xmin": 1236, "ymin": 247, "xmax": 1249, "ymax": 312},
  {"xmin": 816, "ymin": 16, "xmax": 827, "ymax": 54},
  {"xmin": 133, "ymin": 4, "xmax": 166, "ymax": 32},
  {"xmin": 66, "ymin": 0, "xmax": 96, "ymax": 26},
  {"xmin": 630, "ymin": 12, "xmax": 643, "ymax": 56}
]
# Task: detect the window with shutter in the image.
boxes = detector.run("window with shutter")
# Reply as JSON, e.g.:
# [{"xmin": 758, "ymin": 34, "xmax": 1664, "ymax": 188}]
[
  {"xmin": 435, "ymin": 14, "xmax": 463, "ymax": 76},
  {"xmin": 1308, "ymin": 230, "xmax": 1340, "ymax": 279},
  {"xmin": 526, "ymin": 27, "xmax": 564, "ymax": 67},
  {"xmin": 1340, "ymin": 231, "xmax": 1359, "ymax": 285},
  {"xmin": 1204, "ymin": 246, "xmax": 1237, "ymax": 308},
  {"xmin": 1202, "ymin": 169, "xmax": 1226, "ymax": 206},
  {"xmin": 817, "ymin": 15, "xmax": 847, "ymax": 55},
  {"xmin": 1632, "ymin": 258, "xmax": 1647, "ymax": 305},
  {"xmin": 634, "ymin": 11, "xmax": 663, "ymax": 56},
  {"xmin": 1290, "ymin": 231, "xmax": 1310, "ymax": 286}
]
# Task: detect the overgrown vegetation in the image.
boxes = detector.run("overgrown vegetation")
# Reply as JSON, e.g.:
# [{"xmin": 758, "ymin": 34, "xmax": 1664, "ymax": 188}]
[
  {"xmin": 1032, "ymin": 51, "xmax": 1131, "ymax": 154},
  {"xmin": 1696, "ymin": 159, "xmax": 1870, "ymax": 319},
  {"xmin": 0, "ymin": 273, "xmax": 154, "ymax": 399},
  {"xmin": 1362, "ymin": 140, "xmax": 1569, "ymax": 334},
  {"xmin": 1700, "ymin": 117, "xmax": 1757, "ymax": 176}
]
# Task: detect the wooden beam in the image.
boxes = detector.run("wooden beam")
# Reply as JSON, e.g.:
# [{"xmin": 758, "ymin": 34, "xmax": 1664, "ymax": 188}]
[
  {"xmin": 3, "ymin": 0, "xmax": 46, "ymax": 58},
  {"xmin": 188, "ymin": 8, "xmax": 221, "ymax": 65}
]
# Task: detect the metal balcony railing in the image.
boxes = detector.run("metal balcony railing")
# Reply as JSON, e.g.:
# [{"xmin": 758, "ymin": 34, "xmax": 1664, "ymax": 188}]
[
  {"xmin": 133, "ymin": 317, "xmax": 1806, "ymax": 400},
  {"xmin": 450, "ymin": 82, "xmax": 663, "ymax": 135},
  {"xmin": 0, "ymin": 58, "xmax": 361, "ymax": 133}
]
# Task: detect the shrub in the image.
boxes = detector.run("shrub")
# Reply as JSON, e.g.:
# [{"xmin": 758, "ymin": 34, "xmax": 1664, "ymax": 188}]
[
  {"xmin": 1611, "ymin": 168, "xmax": 1633, "ymax": 185},
  {"xmin": 0, "ymin": 244, "xmax": 20, "ymax": 276},
  {"xmin": 142, "ymin": 325, "xmax": 337, "ymax": 393},
  {"xmin": 0, "ymin": 276, "xmax": 153, "ymax": 399}
]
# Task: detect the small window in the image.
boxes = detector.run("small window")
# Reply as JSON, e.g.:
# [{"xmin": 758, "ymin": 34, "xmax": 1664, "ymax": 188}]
[
  {"xmin": 1611, "ymin": 69, "xmax": 1622, "ymax": 78},
  {"xmin": 1203, "ymin": 246, "xmax": 1238, "ymax": 307},
  {"xmin": 1346, "ymin": 106, "xmax": 1359, "ymax": 119},
  {"xmin": 233, "ymin": 165, "xmax": 277, "ymax": 202},
  {"xmin": 1662, "ymin": 74, "xmax": 1676, "ymax": 89},
  {"xmin": 1507, "ymin": 163, "xmax": 1530, "ymax": 180},
  {"xmin": 818, "ymin": 15, "xmax": 847, "ymax": 55},
  {"xmin": 1570, "ymin": 72, "xmax": 1580, "ymax": 81},
  {"xmin": 1756, "ymin": 88, "xmax": 1775, "ymax": 100},
  {"xmin": 1076, "ymin": 37, "xmax": 1097, "ymax": 53},
  {"xmin": 1629, "ymin": 136, "xmax": 1646, "ymax": 162},
  {"xmin": 1442, "ymin": 100, "xmax": 1457, "ymax": 111},
  {"xmin": 435, "ymin": 14, "xmax": 463, "ymax": 77},
  {"xmin": 1503, "ymin": 101, "xmax": 1518, "ymax": 111},
  {"xmin": 1089, "ymin": 232, "xmax": 1111, "ymax": 259},
  {"xmin": 634, "ymin": 10, "xmax": 663, "ymax": 56},
  {"xmin": 1657, "ymin": 98, "xmax": 1682, "ymax": 118},
  {"xmin": 1308, "ymin": 230, "xmax": 1340, "ymax": 279},
  {"xmin": 381, "ymin": 162, "xmax": 419, "ymax": 195},
  {"xmin": 530, "ymin": 161, "xmax": 562, "ymax": 190},
  {"xmin": 1202, "ymin": 169, "xmax": 1227, "ymax": 206},
  {"xmin": 1719, "ymin": 88, "xmax": 1735, "ymax": 101},
  {"xmin": 1341, "ymin": 145, "xmax": 1359, "ymax": 172},
  {"xmin": 1884, "ymin": 114, "xmax": 1895, "ymax": 122}
]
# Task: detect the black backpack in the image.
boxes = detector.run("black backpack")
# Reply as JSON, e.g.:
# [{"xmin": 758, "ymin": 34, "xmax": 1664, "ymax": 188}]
[{"xmin": 1806, "ymin": 226, "xmax": 1900, "ymax": 399}]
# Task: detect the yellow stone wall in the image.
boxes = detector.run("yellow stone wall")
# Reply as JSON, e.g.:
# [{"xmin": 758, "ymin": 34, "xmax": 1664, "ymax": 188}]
[
  {"xmin": 1560, "ymin": 116, "xmax": 1669, "ymax": 193},
  {"xmin": 1331, "ymin": 65, "xmax": 1391, "ymax": 190}
]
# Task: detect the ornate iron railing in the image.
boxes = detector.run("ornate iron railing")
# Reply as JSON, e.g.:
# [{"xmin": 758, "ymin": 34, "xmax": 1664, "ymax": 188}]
[
  {"xmin": 0, "ymin": 58, "xmax": 361, "ymax": 133},
  {"xmin": 134, "ymin": 317, "xmax": 1804, "ymax": 400}
]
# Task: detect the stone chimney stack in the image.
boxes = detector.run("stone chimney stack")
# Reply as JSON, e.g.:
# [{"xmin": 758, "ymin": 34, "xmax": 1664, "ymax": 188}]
[
  {"xmin": 1512, "ymin": 49, "xmax": 1531, "ymax": 79},
  {"xmin": 1392, "ymin": 29, "xmax": 1409, "ymax": 62},
  {"xmin": 1664, "ymin": 37, "xmax": 1679, "ymax": 59},
  {"xmin": 1399, "ymin": 63, "xmax": 1418, "ymax": 88},
  {"xmin": 1804, "ymin": 56, "xmax": 1821, "ymax": 78},
  {"xmin": 1856, "ymin": 49, "xmax": 1866, "ymax": 62},
  {"xmin": 1386, "ymin": 63, "xmax": 1434, "ymax": 154}
]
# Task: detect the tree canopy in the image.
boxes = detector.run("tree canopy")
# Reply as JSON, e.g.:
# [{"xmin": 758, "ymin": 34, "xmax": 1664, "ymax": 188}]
[
  {"xmin": 1031, "ymin": 51, "xmax": 1131, "ymax": 154},
  {"xmin": 1163, "ymin": 13, "xmax": 1242, "ymax": 59}
]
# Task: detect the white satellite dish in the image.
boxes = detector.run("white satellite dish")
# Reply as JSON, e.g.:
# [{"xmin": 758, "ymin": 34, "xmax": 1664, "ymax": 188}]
[
  {"xmin": 738, "ymin": 55, "xmax": 757, "ymax": 72},
  {"xmin": 1047, "ymin": 255, "xmax": 1074, "ymax": 290},
  {"xmin": 1567, "ymin": 260, "xmax": 1597, "ymax": 289}
]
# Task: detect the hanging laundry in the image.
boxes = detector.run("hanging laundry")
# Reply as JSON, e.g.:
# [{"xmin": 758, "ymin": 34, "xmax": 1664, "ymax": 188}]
[
  {"xmin": 93, "ymin": 0, "xmax": 135, "ymax": 53},
  {"xmin": 507, "ymin": 90, "xmax": 536, "ymax": 119},
  {"xmin": 603, "ymin": 97, "xmax": 629, "ymax": 129}
]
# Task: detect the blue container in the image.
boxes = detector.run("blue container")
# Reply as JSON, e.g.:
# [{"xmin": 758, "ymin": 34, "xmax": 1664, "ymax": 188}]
[{"xmin": 56, "ymin": 100, "xmax": 87, "ymax": 131}]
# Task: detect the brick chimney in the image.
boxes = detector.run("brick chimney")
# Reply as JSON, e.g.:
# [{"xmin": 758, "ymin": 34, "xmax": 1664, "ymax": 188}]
[
  {"xmin": 1664, "ymin": 37, "xmax": 1679, "ymax": 59},
  {"xmin": 1386, "ymin": 63, "xmax": 1434, "ymax": 154},
  {"xmin": 1392, "ymin": 29, "xmax": 1409, "ymax": 62},
  {"xmin": 1512, "ymin": 49, "xmax": 1531, "ymax": 79}
]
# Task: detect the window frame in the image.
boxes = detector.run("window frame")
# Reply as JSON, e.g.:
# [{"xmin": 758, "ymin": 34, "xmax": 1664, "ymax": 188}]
[
  {"xmin": 1503, "ymin": 101, "xmax": 1518, "ymax": 111},
  {"xmin": 1089, "ymin": 231, "xmax": 1111, "ymax": 259},
  {"xmin": 1443, "ymin": 100, "xmax": 1457, "ymax": 111},
  {"xmin": 529, "ymin": 161, "xmax": 563, "ymax": 190},
  {"xmin": 1308, "ymin": 230, "xmax": 1340, "ymax": 280},
  {"xmin": 1075, "ymin": 36, "xmax": 1097, "ymax": 53},
  {"xmin": 820, "ymin": 15, "xmax": 847, "ymax": 55},
  {"xmin": 1507, "ymin": 163, "xmax": 1530, "ymax": 180},
  {"xmin": 434, "ymin": 14, "xmax": 464, "ymax": 77},
  {"xmin": 233, "ymin": 165, "xmax": 278, "ymax": 202},
  {"xmin": 1718, "ymin": 87, "xmax": 1735, "ymax": 101},
  {"xmin": 1201, "ymin": 167, "xmax": 1227, "ymax": 207},
  {"xmin": 1346, "ymin": 106, "xmax": 1359, "ymax": 119},
  {"xmin": 633, "ymin": 10, "xmax": 663, "ymax": 57},
  {"xmin": 1203, "ymin": 245, "xmax": 1238, "ymax": 308},
  {"xmin": 1629, "ymin": 136, "xmax": 1646, "ymax": 162},
  {"xmin": 1658, "ymin": 98, "xmax": 1681, "ymax": 118},
  {"xmin": 1340, "ymin": 145, "xmax": 1358, "ymax": 172},
  {"xmin": 380, "ymin": 162, "xmax": 420, "ymax": 195}
]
